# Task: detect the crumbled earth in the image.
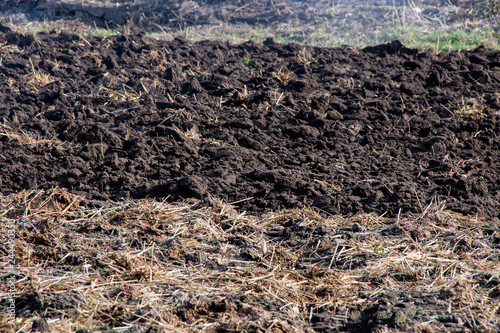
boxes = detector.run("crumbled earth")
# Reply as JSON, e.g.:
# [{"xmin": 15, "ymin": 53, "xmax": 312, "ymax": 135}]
[{"xmin": 0, "ymin": 27, "xmax": 499, "ymax": 219}]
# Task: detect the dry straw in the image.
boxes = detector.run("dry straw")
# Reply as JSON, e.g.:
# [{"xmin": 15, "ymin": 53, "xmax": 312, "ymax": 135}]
[{"xmin": 0, "ymin": 188, "xmax": 498, "ymax": 332}]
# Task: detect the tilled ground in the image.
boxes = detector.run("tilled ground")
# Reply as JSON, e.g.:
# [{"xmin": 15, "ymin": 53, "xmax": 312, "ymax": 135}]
[
  {"xmin": 1, "ymin": 2, "xmax": 500, "ymax": 332},
  {"xmin": 0, "ymin": 28, "xmax": 499, "ymax": 219}
]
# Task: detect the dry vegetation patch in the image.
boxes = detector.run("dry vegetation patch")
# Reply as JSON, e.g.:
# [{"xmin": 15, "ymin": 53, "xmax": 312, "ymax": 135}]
[
  {"xmin": 1, "ymin": 189, "xmax": 499, "ymax": 332},
  {"xmin": 0, "ymin": 123, "xmax": 64, "ymax": 147}
]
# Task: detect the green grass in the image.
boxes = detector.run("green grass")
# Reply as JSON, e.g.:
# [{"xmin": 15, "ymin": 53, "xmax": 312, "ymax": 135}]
[
  {"xmin": 145, "ymin": 22, "xmax": 500, "ymax": 52},
  {"xmin": 380, "ymin": 24, "xmax": 500, "ymax": 51},
  {"xmin": 146, "ymin": 23, "xmax": 363, "ymax": 49},
  {"xmin": 238, "ymin": 56, "xmax": 257, "ymax": 67},
  {"xmin": 3, "ymin": 6, "xmax": 499, "ymax": 52},
  {"xmin": 12, "ymin": 20, "xmax": 500, "ymax": 52},
  {"xmin": 86, "ymin": 27, "xmax": 120, "ymax": 38},
  {"xmin": 10, "ymin": 19, "xmax": 120, "ymax": 38},
  {"xmin": 146, "ymin": 25, "xmax": 290, "ymax": 45}
]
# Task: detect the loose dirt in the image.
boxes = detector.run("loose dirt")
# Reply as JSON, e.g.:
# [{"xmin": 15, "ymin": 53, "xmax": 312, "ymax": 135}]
[{"xmin": 0, "ymin": 28, "xmax": 499, "ymax": 219}]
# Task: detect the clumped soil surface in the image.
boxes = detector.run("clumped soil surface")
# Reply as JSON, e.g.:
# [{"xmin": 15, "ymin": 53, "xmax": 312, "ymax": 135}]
[{"xmin": 0, "ymin": 28, "xmax": 499, "ymax": 219}]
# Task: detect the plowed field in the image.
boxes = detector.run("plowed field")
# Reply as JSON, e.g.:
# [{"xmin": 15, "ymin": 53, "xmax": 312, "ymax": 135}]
[
  {"xmin": 0, "ymin": 29, "xmax": 499, "ymax": 219},
  {"xmin": 1, "ymin": 1, "xmax": 500, "ymax": 333}
]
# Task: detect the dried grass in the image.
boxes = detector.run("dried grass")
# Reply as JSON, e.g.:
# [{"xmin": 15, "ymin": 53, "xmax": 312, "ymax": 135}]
[
  {"xmin": 272, "ymin": 66, "xmax": 294, "ymax": 85},
  {"xmin": 291, "ymin": 48, "xmax": 313, "ymax": 64},
  {"xmin": 456, "ymin": 97, "xmax": 487, "ymax": 121},
  {"xmin": 22, "ymin": 58, "xmax": 58, "ymax": 89},
  {"xmin": 0, "ymin": 125, "xmax": 63, "ymax": 147},
  {"xmin": 0, "ymin": 189, "xmax": 498, "ymax": 332}
]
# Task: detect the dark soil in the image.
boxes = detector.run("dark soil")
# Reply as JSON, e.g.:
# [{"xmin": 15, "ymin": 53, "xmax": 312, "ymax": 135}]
[{"xmin": 0, "ymin": 28, "xmax": 499, "ymax": 219}]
